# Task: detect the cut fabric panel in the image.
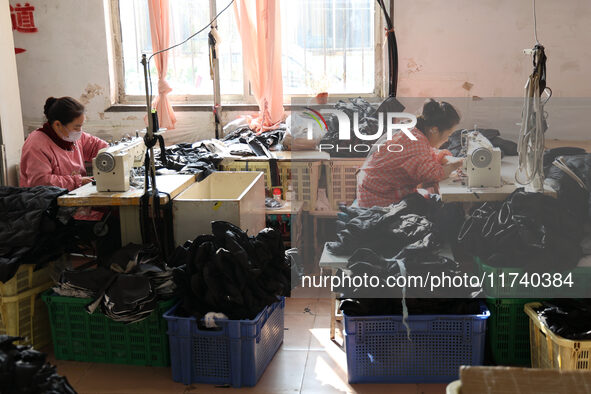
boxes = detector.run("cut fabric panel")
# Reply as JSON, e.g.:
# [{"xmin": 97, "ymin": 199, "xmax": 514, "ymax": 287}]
[
  {"xmin": 147, "ymin": 0, "xmax": 177, "ymax": 129},
  {"xmin": 234, "ymin": 0, "xmax": 285, "ymax": 132}
]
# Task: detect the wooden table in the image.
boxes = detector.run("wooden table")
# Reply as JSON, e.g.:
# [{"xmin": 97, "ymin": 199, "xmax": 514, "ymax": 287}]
[
  {"xmin": 58, "ymin": 174, "xmax": 196, "ymax": 245},
  {"xmin": 439, "ymin": 156, "xmax": 557, "ymax": 203}
]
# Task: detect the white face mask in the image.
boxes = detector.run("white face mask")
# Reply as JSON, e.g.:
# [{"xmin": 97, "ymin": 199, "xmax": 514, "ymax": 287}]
[{"xmin": 62, "ymin": 128, "xmax": 82, "ymax": 142}]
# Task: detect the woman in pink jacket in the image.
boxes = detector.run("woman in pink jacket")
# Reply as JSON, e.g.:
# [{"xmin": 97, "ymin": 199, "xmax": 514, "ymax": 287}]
[{"xmin": 20, "ymin": 97, "xmax": 108, "ymax": 191}]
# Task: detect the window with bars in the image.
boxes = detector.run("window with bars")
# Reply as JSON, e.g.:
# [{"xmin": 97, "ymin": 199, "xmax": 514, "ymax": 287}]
[{"xmin": 115, "ymin": 0, "xmax": 378, "ymax": 103}]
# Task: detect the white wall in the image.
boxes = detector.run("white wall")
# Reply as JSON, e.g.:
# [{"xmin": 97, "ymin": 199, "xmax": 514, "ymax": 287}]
[
  {"xmin": 392, "ymin": 0, "xmax": 591, "ymax": 140},
  {"xmin": 10, "ymin": 0, "xmax": 591, "ymax": 147},
  {"xmin": 0, "ymin": 0, "xmax": 25, "ymax": 185},
  {"xmin": 394, "ymin": 0, "xmax": 591, "ymax": 98}
]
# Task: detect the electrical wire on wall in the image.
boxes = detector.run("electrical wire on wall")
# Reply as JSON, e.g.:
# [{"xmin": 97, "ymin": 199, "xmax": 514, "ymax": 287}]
[
  {"xmin": 515, "ymin": 0, "xmax": 552, "ymax": 191},
  {"xmin": 376, "ymin": 0, "xmax": 398, "ymax": 97},
  {"xmin": 145, "ymin": 0, "xmax": 235, "ymax": 109}
]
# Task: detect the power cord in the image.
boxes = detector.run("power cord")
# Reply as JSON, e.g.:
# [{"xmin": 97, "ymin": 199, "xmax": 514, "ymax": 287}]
[{"xmin": 146, "ymin": 0, "xmax": 235, "ymax": 106}]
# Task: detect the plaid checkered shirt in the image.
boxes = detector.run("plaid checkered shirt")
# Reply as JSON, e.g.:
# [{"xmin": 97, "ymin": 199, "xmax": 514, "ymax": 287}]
[{"xmin": 357, "ymin": 128, "xmax": 451, "ymax": 207}]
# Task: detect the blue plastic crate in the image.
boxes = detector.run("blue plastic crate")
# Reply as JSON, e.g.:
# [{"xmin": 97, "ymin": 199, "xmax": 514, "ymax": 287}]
[
  {"xmin": 343, "ymin": 303, "xmax": 490, "ymax": 384},
  {"xmin": 164, "ymin": 298, "xmax": 284, "ymax": 387}
]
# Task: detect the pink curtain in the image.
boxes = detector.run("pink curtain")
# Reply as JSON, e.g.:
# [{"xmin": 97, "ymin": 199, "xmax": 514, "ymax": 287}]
[
  {"xmin": 147, "ymin": 0, "xmax": 176, "ymax": 129},
  {"xmin": 234, "ymin": 0, "xmax": 285, "ymax": 132}
]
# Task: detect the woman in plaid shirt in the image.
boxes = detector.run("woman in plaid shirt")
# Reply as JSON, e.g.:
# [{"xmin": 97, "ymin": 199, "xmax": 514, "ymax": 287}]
[{"xmin": 357, "ymin": 99, "xmax": 463, "ymax": 207}]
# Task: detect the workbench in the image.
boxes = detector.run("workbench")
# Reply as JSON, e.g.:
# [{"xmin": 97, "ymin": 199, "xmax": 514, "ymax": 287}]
[
  {"xmin": 439, "ymin": 156, "xmax": 557, "ymax": 203},
  {"xmin": 58, "ymin": 174, "xmax": 196, "ymax": 245}
]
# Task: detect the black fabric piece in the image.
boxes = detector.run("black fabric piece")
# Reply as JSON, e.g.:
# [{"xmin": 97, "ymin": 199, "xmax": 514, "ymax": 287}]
[
  {"xmin": 339, "ymin": 298, "xmax": 482, "ymax": 317},
  {"xmin": 327, "ymin": 193, "xmax": 473, "ymax": 301},
  {"xmin": 0, "ymin": 335, "xmax": 77, "ymax": 393},
  {"xmin": 440, "ymin": 129, "xmax": 518, "ymax": 158},
  {"xmin": 0, "ymin": 186, "xmax": 71, "ymax": 283},
  {"xmin": 268, "ymin": 158, "xmax": 281, "ymax": 187},
  {"xmin": 143, "ymin": 142, "xmax": 223, "ymax": 180},
  {"xmin": 53, "ymin": 244, "xmax": 175, "ymax": 323},
  {"xmin": 327, "ymin": 193, "xmax": 444, "ymax": 257},
  {"xmin": 458, "ymin": 188, "xmax": 584, "ymax": 269},
  {"xmin": 543, "ymin": 147, "xmax": 586, "ymax": 174},
  {"xmin": 319, "ymin": 97, "xmax": 405, "ymax": 158},
  {"xmin": 222, "ymin": 126, "xmax": 286, "ymax": 157},
  {"xmin": 169, "ymin": 221, "xmax": 291, "ymax": 321},
  {"xmin": 376, "ymin": 0, "xmax": 398, "ymax": 97},
  {"xmin": 544, "ymin": 153, "xmax": 591, "ymax": 218},
  {"xmin": 534, "ymin": 300, "xmax": 591, "ymax": 340}
]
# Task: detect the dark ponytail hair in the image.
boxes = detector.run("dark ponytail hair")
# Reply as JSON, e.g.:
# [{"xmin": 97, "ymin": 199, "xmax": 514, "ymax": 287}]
[
  {"xmin": 43, "ymin": 97, "xmax": 85, "ymax": 126},
  {"xmin": 415, "ymin": 99, "xmax": 460, "ymax": 134}
]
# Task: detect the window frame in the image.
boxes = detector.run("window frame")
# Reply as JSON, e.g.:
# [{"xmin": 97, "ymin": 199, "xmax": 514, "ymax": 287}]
[{"xmin": 109, "ymin": 0, "xmax": 386, "ymax": 106}]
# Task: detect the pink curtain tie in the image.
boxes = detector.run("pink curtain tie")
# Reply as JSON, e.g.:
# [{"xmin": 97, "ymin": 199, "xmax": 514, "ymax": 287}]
[{"xmin": 158, "ymin": 79, "xmax": 172, "ymax": 95}]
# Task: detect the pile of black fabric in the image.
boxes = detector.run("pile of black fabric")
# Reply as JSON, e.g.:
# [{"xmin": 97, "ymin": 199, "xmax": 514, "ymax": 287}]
[
  {"xmin": 0, "ymin": 186, "xmax": 71, "ymax": 283},
  {"xmin": 150, "ymin": 142, "xmax": 222, "ymax": 180},
  {"xmin": 458, "ymin": 188, "xmax": 584, "ymax": 270},
  {"xmin": 333, "ymin": 246, "xmax": 479, "ymax": 299},
  {"xmin": 534, "ymin": 299, "xmax": 591, "ymax": 340},
  {"xmin": 328, "ymin": 193, "xmax": 472, "ymax": 299},
  {"xmin": 169, "ymin": 221, "xmax": 291, "ymax": 321},
  {"xmin": 440, "ymin": 128, "xmax": 518, "ymax": 158},
  {"xmin": 0, "ymin": 335, "xmax": 76, "ymax": 394},
  {"xmin": 53, "ymin": 244, "xmax": 175, "ymax": 323},
  {"xmin": 543, "ymin": 149, "xmax": 591, "ymax": 218},
  {"xmin": 319, "ymin": 97, "xmax": 405, "ymax": 157},
  {"xmin": 340, "ymin": 298, "xmax": 482, "ymax": 316},
  {"xmin": 327, "ymin": 193, "xmax": 462, "ymax": 257},
  {"xmin": 222, "ymin": 126, "xmax": 286, "ymax": 157}
]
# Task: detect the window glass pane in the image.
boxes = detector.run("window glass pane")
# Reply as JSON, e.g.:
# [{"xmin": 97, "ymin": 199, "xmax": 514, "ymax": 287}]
[
  {"xmin": 119, "ymin": 0, "xmax": 373, "ymax": 98},
  {"xmin": 281, "ymin": 0, "xmax": 375, "ymax": 95},
  {"xmin": 119, "ymin": 0, "xmax": 243, "ymax": 96},
  {"xmin": 216, "ymin": 0, "xmax": 244, "ymax": 94},
  {"xmin": 120, "ymin": 0, "xmax": 154, "ymax": 95}
]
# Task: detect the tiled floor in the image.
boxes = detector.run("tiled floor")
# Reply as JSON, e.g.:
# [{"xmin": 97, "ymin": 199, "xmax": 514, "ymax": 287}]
[{"xmin": 44, "ymin": 289, "xmax": 449, "ymax": 394}]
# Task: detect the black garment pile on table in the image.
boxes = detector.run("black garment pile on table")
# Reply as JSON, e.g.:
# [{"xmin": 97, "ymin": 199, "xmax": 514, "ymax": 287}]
[
  {"xmin": 327, "ymin": 193, "xmax": 462, "ymax": 258},
  {"xmin": 544, "ymin": 150, "xmax": 591, "ymax": 218},
  {"xmin": 339, "ymin": 298, "xmax": 482, "ymax": 317},
  {"xmin": 222, "ymin": 126, "xmax": 286, "ymax": 157},
  {"xmin": 0, "ymin": 186, "xmax": 71, "ymax": 283},
  {"xmin": 53, "ymin": 244, "xmax": 175, "ymax": 323},
  {"xmin": 0, "ymin": 335, "xmax": 76, "ymax": 394},
  {"xmin": 458, "ymin": 188, "xmax": 584, "ymax": 270},
  {"xmin": 534, "ymin": 299, "xmax": 591, "ymax": 340},
  {"xmin": 440, "ymin": 128, "xmax": 518, "ymax": 158},
  {"xmin": 150, "ymin": 142, "xmax": 223, "ymax": 180},
  {"xmin": 169, "ymin": 221, "xmax": 291, "ymax": 321},
  {"xmin": 319, "ymin": 97, "xmax": 405, "ymax": 158},
  {"xmin": 327, "ymin": 193, "xmax": 472, "ymax": 298}
]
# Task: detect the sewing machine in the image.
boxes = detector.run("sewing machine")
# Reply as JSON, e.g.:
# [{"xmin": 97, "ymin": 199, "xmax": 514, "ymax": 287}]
[
  {"xmin": 463, "ymin": 131, "xmax": 502, "ymax": 188},
  {"xmin": 92, "ymin": 137, "xmax": 146, "ymax": 192}
]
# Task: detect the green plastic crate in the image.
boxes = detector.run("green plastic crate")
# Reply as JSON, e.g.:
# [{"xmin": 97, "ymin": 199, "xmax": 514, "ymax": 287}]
[
  {"xmin": 474, "ymin": 257, "xmax": 591, "ymax": 298},
  {"xmin": 486, "ymin": 298, "xmax": 539, "ymax": 366},
  {"xmin": 42, "ymin": 291, "xmax": 175, "ymax": 366}
]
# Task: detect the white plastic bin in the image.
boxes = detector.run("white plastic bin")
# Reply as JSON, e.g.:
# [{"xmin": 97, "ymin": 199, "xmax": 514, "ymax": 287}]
[{"xmin": 173, "ymin": 172, "xmax": 266, "ymax": 246}]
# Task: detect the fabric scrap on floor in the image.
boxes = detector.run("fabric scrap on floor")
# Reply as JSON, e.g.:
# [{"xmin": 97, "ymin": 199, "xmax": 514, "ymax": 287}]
[{"xmin": 0, "ymin": 335, "xmax": 77, "ymax": 394}]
